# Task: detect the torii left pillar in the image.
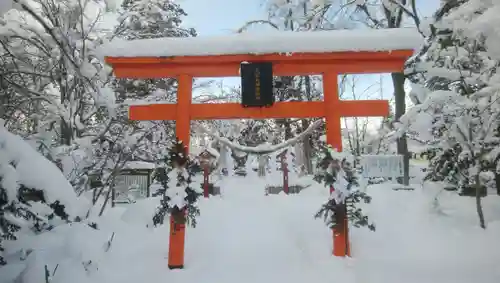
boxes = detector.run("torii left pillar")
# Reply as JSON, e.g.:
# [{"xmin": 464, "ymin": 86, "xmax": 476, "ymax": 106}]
[
  {"xmin": 324, "ymin": 72, "xmax": 350, "ymax": 256},
  {"xmin": 168, "ymin": 74, "xmax": 192, "ymax": 269}
]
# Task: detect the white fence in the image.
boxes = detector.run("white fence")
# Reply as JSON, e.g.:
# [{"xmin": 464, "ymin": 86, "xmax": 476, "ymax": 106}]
[
  {"xmin": 115, "ymin": 174, "xmax": 150, "ymax": 201},
  {"xmin": 360, "ymin": 154, "xmax": 404, "ymax": 179}
]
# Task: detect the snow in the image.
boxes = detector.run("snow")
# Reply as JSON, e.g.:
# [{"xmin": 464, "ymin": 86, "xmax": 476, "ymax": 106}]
[
  {"xmin": 0, "ymin": 125, "xmax": 87, "ymax": 217},
  {"xmin": 191, "ymin": 144, "xmax": 220, "ymax": 161},
  {"xmin": 166, "ymin": 169, "xmax": 189, "ymax": 209},
  {"xmin": 165, "ymin": 168, "xmax": 202, "ymax": 210},
  {"xmin": 100, "ymin": 28, "xmax": 422, "ymax": 58},
  {"xmin": 2, "ymin": 170, "xmax": 500, "ymax": 283},
  {"xmin": 264, "ymin": 171, "xmax": 313, "ymax": 188},
  {"xmin": 124, "ymin": 161, "xmax": 155, "ymax": 170},
  {"xmin": 353, "ymin": 182, "xmax": 500, "ymax": 283},
  {"xmin": 94, "ymin": 86, "xmax": 117, "ymax": 116}
]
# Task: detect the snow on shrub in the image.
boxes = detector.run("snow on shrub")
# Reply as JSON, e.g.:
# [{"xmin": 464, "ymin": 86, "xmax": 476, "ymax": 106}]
[
  {"xmin": 152, "ymin": 139, "xmax": 203, "ymax": 227},
  {"xmin": 314, "ymin": 146, "xmax": 375, "ymax": 231}
]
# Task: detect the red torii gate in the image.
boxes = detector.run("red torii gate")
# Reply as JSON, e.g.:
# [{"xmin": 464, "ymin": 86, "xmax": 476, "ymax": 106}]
[{"xmin": 104, "ymin": 29, "xmax": 415, "ymax": 269}]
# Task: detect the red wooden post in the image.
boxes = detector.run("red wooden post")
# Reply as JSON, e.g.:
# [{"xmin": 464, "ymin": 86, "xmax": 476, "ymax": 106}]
[
  {"xmin": 168, "ymin": 213, "xmax": 186, "ymax": 269},
  {"xmin": 282, "ymin": 153, "xmax": 289, "ymax": 194},
  {"xmin": 203, "ymin": 165, "xmax": 210, "ymax": 198},
  {"xmin": 167, "ymin": 74, "xmax": 191, "ymax": 270}
]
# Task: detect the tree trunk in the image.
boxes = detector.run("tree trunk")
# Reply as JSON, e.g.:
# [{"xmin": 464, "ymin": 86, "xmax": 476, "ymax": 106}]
[
  {"xmin": 391, "ymin": 72, "xmax": 410, "ymax": 186},
  {"xmin": 299, "ymin": 118, "xmax": 314, "ymax": 174},
  {"xmin": 474, "ymin": 173, "xmax": 486, "ymax": 229},
  {"xmin": 354, "ymin": 117, "xmax": 361, "ymax": 156},
  {"xmin": 302, "ymin": 75, "xmax": 314, "ymax": 174},
  {"xmin": 258, "ymin": 155, "xmax": 267, "ymax": 177},
  {"xmin": 495, "ymin": 172, "xmax": 500, "ymax": 195},
  {"xmin": 302, "ymin": 136, "xmax": 314, "ymax": 174},
  {"xmin": 60, "ymin": 120, "xmax": 72, "ymax": 146},
  {"xmin": 0, "ymin": 99, "xmax": 5, "ymax": 121},
  {"xmin": 284, "ymin": 119, "xmax": 293, "ymax": 140}
]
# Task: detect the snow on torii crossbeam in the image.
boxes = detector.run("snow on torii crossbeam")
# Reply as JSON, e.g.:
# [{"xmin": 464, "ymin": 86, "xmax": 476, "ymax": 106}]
[{"xmin": 103, "ymin": 28, "xmax": 420, "ymax": 269}]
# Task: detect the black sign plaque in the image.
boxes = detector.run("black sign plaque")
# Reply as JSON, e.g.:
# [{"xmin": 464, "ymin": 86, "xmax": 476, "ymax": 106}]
[{"xmin": 240, "ymin": 62, "xmax": 274, "ymax": 107}]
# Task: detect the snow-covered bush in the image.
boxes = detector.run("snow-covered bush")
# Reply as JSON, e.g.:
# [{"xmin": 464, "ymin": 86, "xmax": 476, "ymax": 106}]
[
  {"xmin": 0, "ymin": 125, "xmax": 86, "ymax": 265},
  {"xmin": 152, "ymin": 139, "xmax": 202, "ymax": 227},
  {"xmin": 314, "ymin": 146, "xmax": 375, "ymax": 231}
]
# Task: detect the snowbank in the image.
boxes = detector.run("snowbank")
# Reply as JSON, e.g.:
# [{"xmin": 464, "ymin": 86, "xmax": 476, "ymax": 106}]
[
  {"xmin": 100, "ymin": 28, "xmax": 422, "ymax": 58},
  {"xmin": 0, "ymin": 126, "xmax": 88, "ymax": 217}
]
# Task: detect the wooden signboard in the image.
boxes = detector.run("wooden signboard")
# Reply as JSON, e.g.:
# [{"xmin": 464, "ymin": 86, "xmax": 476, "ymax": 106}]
[{"xmin": 240, "ymin": 62, "xmax": 274, "ymax": 107}]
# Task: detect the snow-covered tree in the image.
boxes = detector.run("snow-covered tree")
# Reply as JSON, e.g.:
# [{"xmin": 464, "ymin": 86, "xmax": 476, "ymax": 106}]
[
  {"xmin": 401, "ymin": 0, "xmax": 500, "ymax": 228},
  {"xmin": 112, "ymin": 0, "xmax": 195, "ymax": 103},
  {"xmin": 112, "ymin": 0, "xmax": 195, "ymax": 101},
  {"xmin": 298, "ymin": 0, "xmax": 428, "ymax": 184},
  {"xmin": 0, "ymin": 0, "xmax": 112, "ymax": 143},
  {"xmin": 115, "ymin": 0, "xmax": 196, "ymax": 40},
  {"xmin": 71, "ymin": 0, "xmax": 199, "ymax": 211},
  {"xmin": 0, "ymin": 0, "xmax": 127, "ymax": 206},
  {"xmin": 314, "ymin": 146, "xmax": 375, "ymax": 231},
  {"xmin": 0, "ymin": 0, "xmax": 188, "ymax": 214},
  {"xmin": 109, "ymin": 0, "xmax": 197, "ymax": 165}
]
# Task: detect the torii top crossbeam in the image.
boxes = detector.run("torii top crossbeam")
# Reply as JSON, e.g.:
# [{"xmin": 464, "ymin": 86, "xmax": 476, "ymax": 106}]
[
  {"xmin": 102, "ymin": 28, "xmax": 420, "ymax": 78},
  {"xmin": 102, "ymin": 27, "xmax": 420, "ymax": 153}
]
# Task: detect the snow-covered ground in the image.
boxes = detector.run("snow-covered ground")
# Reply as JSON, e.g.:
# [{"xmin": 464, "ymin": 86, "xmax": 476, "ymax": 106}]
[
  {"xmin": 2, "ymin": 176, "xmax": 500, "ymax": 283},
  {"xmin": 354, "ymin": 183, "xmax": 500, "ymax": 283}
]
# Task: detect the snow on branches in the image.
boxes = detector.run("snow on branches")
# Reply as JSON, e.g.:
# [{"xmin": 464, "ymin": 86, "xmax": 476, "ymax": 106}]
[
  {"xmin": 115, "ymin": 0, "xmax": 196, "ymax": 40},
  {"xmin": 0, "ymin": 125, "xmax": 86, "ymax": 265},
  {"xmin": 314, "ymin": 146, "xmax": 374, "ymax": 231},
  {"xmin": 400, "ymin": 0, "xmax": 500, "ymax": 228},
  {"xmin": 1, "ymin": 0, "xmax": 113, "ymax": 134}
]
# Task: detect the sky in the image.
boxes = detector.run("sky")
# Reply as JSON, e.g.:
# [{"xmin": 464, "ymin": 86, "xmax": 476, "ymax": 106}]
[
  {"xmin": 181, "ymin": 0, "xmax": 440, "ymax": 35},
  {"xmin": 180, "ymin": 0, "xmax": 267, "ymax": 36},
  {"xmin": 180, "ymin": 0, "xmax": 268, "ymax": 94},
  {"xmin": 0, "ymin": 1, "xmax": 13, "ymax": 15}
]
